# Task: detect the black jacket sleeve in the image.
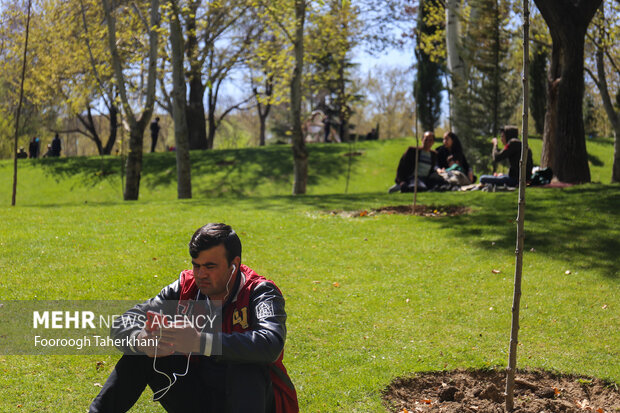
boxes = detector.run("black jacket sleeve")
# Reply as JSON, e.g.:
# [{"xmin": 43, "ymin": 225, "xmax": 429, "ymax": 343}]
[{"xmin": 212, "ymin": 281, "xmax": 287, "ymax": 364}]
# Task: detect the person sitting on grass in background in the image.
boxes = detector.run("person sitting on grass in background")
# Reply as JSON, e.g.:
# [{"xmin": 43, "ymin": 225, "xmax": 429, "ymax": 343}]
[
  {"xmin": 90, "ymin": 223, "xmax": 298, "ymax": 413},
  {"xmin": 436, "ymin": 131, "xmax": 475, "ymax": 183},
  {"xmin": 478, "ymin": 126, "xmax": 532, "ymax": 188},
  {"xmin": 388, "ymin": 131, "xmax": 446, "ymax": 193}
]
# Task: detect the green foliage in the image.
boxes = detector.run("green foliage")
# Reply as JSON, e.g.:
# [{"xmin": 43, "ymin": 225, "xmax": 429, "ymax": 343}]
[
  {"xmin": 457, "ymin": 0, "xmax": 520, "ymax": 139},
  {"xmin": 0, "ymin": 139, "xmax": 618, "ymax": 411},
  {"xmin": 414, "ymin": 0, "xmax": 444, "ymax": 131},
  {"xmin": 305, "ymin": 0, "xmax": 361, "ymax": 140}
]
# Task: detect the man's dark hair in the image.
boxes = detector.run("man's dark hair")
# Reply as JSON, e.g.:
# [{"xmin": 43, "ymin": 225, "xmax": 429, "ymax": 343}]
[
  {"xmin": 504, "ymin": 126, "xmax": 519, "ymax": 140},
  {"xmin": 189, "ymin": 223, "xmax": 241, "ymax": 263}
]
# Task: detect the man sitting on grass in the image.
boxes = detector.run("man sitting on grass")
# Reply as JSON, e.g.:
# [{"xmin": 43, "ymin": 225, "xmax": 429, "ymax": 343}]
[
  {"xmin": 478, "ymin": 126, "xmax": 533, "ymax": 188},
  {"xmin": 90, "ymin": 223, "xmax": 298, "ymax": 413},
  {"xmin": 388, "ymin": 131, "xmax": 446, "ymax": 193}
]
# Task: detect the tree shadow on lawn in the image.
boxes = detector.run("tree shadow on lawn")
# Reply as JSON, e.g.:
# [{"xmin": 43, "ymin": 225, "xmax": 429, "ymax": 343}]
[
  {"xmin": 35, "ymin": 144, "xmax": 363, "ymax": 197},
  {"xmin": 35, "ymin": 156, "xmax": 122, "ymax": 188},
  {"xmin": 427, "ymin": 185, "xmax": 620, "ymax": 279}
]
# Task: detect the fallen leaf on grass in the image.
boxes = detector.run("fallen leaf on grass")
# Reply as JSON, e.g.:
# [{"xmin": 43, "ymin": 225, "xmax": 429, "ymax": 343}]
[
  {"xmin": 359, "ymin": 210, "xmax": 368, "ymax": 217},
  {"xmin": 491, "ymin": 269, "xmax": 501, "ymax": 274},
  {"xmin": 312, "ymin": 280, "xmax": 320, "ymax": 284},
  {"xmin": 94, "ymin": 383, "xmax": 103, "ymax": 388},
  {"xmin": 152, "ymin": 257, "xmax": 157, "ymax": 261},
  {"xmin": 565, "ymin": 270, "xmax": 572, "ymax": 275},
  {"xmin": 96, "ymin": 361, "xmax": 105, "ymax": 370},
  {"xmin": 332, "ymin": 282, "xmax": 340, "ymax": 287},
  {"xmin": 602, "ymin": 304, "xmax": 608, "ymax": 309},
  {"xmin": 405, "ymin": 298, "xmax": 410, "ymax": 303}
]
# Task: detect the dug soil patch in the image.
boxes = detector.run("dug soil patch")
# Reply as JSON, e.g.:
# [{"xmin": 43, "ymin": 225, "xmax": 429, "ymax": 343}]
[
  {"xmin": 375, "ymin": 205, "xmax": 470, "ymax": 217},
  {"xmin": 383, "ymin": 369, "xmax": 619, "ymax": 413},
  {"xmin": 329, "ymin": 205, "xmax": 470, "ymax": 218}
]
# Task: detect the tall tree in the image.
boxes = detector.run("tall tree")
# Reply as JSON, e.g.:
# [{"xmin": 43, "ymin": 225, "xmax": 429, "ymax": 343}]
[
  {"xmin": 584, "ymin": 2, "xmax": 620, "ymax": 183},
  {"xmin": 290, "ymin": 0, "xmax": 307, "ymax": 194},
  {"xmin": 414, "ymin": 0, "xmax": 443, "ymax": 131},
  {"xmin": 247, "ymin": 29, "xmax": 292, "ymax": 146},
  {"xmin": 461, "ymin": 0, "xmax": 519, "ymax": 137},
  {"xmin": 182, "ymin": 0, "xmax": 254, "ymax": 150},
  {"xmin": 102, "ymin": 0, "xmax": 160, "ymax": 200},
  {"xmin": 445, "ymin": 0, "xmax": 467, "ymax": 134},
  {"xmin": 305, "ymin": 0, "xmax": 361, "ymax": 142},
  {"xmin": 167, "ymin": 0, "xmax": 192, "ymax": 198},
  {"xmin": 259, "ymin": 0, "xmax": 308, "ymax": 194},
  {"xmin": 534, "ymin": 0, "xmax": 602, "ymax": 183}
]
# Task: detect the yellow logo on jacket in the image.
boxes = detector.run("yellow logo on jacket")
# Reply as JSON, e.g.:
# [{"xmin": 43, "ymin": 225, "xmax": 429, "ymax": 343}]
[{"xmin": 232, "ymin": 307, "xmax": 249, "ymax": 329}]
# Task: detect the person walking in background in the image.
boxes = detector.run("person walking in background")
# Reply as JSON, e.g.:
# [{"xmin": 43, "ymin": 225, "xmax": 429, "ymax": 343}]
[
  {"xmin": 28, "ymin": 137, "xmax": 40, "ymax": 158},
  {"xmin": 51, "ymin": 133, "xmax": 62, "ymax": 157},
  {"xmin": 150, "ymin": 117, "xmax": 161, "ymax": 153}
]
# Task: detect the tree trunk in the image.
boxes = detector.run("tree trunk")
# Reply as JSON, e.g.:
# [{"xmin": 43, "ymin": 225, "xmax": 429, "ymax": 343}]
[
  {"xmin": 187, "ymin": 75, "xmax": 208, "ymax": 150},
  {"xmin": 103, "ymin": 0, "xmax": 160, "ymax": 200},
  {"xmin": 123, "ymin": 128, "xmax": 144, "ymax": 200},
  {"xmin": 291, "ymin": 0, "xmax": 307, "ymax": 195},
  {"xmin": 185, "ymin": 7, "xmax": 208, "ymax": 151},
  {"xmin": 258, "ymin": 105, "xmax": 270, "ymax": 146},
  {"xmin": 540, "ymin": 47, "xmax": 559, "ymax": 169},
  {"xmin": 207, "ymin": 86, "xmax": 217, "ymax": 150},
  {"xmin": 592, "ymin": 30, "xmax": 620, "ymax": 182},
  {"xmin": 103, "ymin": 103, "xmax": 118, "ymax": 155},
  {"xmin": 257, "ymin": 75, "xmax": 273, "ymax": 146},
  {"xmin": 534, "ymin": 0, "xmax": 601, "ymax": 183},
  {"xmin": 169, "ymin": 1, "xmax": 192, "ymax": 198},
  {"xmin": 445, "ymin": 0, "xmax": 467, "ymax": 134},
  {"xmin": 595, "ymin": 59, "xmax": 620, "ymax": 181},
  {"xmin": 491, "ymin": 0, "xmax": 500, "ymax": 136}
]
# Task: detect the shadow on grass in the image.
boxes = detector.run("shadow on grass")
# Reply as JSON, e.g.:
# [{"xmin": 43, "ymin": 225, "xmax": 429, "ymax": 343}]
[
  {"xmin": 34, "ymin": 143, "xmax": 364, "ymax": 197},
  {"xmin": 35, "ymin": 155, "xmax": 122, "ymax": 188},
  {"xmin": 426, "ymin": 185, "xmax": 620, "ymax": 279}
]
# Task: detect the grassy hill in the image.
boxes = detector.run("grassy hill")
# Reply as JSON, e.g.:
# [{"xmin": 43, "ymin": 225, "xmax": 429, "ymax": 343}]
[{"xmin": 0, "ymin": 137, "xmax": 618, "ymax": 412}]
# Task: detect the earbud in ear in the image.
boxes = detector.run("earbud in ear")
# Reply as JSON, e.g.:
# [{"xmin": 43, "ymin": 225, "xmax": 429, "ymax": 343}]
[{"xmin": 231, "ymin": 264, "xmax": 236, "ymax": 274}]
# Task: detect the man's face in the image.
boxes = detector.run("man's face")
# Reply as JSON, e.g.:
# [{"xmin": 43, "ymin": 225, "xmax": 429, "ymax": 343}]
[
  {"xmin": 191, "ymin": 244, "xmax": 239, "ymax": 300},
  {"xmin": 423, "ymin": 133, "xmax": 435, "ymax": 149}
]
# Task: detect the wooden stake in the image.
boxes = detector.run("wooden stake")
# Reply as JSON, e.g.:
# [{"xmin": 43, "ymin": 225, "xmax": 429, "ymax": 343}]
[{"xmin": 505, "ymin": 0, "xmax": 530, "ymax": 410}]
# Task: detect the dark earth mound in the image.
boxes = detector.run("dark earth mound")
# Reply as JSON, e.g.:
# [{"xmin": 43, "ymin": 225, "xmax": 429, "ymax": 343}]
[
  {"xmin": 383, "ymin": 369, "xmax": 619, "ymax": 413},
  {"xmin": 329, "ymin": 205, "xmax": 470, "ymax": 218},
  {"xmin": 375, "ymin": 205, "xmax": 470, "ymax": 217}
]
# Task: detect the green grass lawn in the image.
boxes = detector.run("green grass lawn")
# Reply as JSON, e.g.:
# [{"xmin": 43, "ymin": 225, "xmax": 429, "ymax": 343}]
[{"xmin": 0, "ymin": 137, "xmax": 618, "ymax": 412}]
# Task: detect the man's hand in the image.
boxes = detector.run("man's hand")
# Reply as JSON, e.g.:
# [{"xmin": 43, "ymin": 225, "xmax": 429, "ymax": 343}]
[
  {"xmin": 491, "ymin": 137, "xmax": 498, "ymax": 146},
  {"xmin": 158, "ymin": 321, "xmax": 201, "ymax": 355},
  {"xmin": 136, "ymin": 329, "xmax": 175, "ymax": 358}
]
